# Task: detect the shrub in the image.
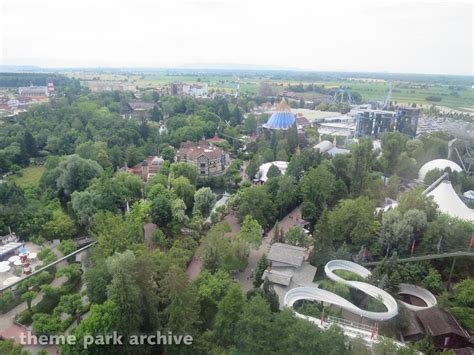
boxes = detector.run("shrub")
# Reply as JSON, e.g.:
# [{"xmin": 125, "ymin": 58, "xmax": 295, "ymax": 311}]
[
  {"xmin": 58, "ymin": 239, "xmax": 76, "ymax": 256},
  {"xmin": 37, "ymin": 248, "xmax": 51, "ymax": 261},
  {"xmin": 425, "ymin": 95, "xmax": 442, "ymax": 102},
  {"xmin": 16, "ymin": 309, "xmax": 33, "ymax": 325}
]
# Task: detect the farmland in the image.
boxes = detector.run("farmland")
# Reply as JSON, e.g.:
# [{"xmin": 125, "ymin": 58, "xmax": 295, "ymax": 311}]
[{"xmin": 66, "ymin": 70, "xmax": 474, "ymax": 112}]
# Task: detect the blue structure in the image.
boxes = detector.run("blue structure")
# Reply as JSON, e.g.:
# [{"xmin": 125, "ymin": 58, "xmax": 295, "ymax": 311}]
[{"xmin": 263, "ymin": 99, "xmax": 296, "ymax": 130}]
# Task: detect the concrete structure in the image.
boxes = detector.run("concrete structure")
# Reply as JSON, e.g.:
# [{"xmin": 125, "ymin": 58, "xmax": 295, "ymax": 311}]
[
  {"xmin": 279, "ymin": 259, "xmax": 437, "ymax": 348},
  {"xmin": 354, "ymin": 107, "xmax": 420, "ymax": 138},
  {"xmin": 284, "ymin": 259, "xmax": 436, "ymax": 321},
  {"xmin": 176, "ymin": 141, "xmax": 227, "ymax": 177},
  {"xmin": 315, "ymin": 114, "xmax": 356, "ymax": 138}
]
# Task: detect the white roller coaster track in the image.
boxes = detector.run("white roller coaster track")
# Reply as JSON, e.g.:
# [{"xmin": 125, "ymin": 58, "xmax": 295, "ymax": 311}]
[{"xmin": 283, "ymin": 260, "xmax": 437, "ymax": 342}]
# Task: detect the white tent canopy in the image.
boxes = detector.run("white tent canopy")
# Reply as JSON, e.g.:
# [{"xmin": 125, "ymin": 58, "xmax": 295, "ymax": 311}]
[
  {"xmin": 257, "ymin": 161, "xmax": 288, "ymax": 182},
  {"xmin": 8, "ymin": 255, "xmax": 20, "ymax": 263},
  {"xmin": 0, "ymin": 263, "xmax": 11, "ymax": 273},
  {"xmin": 27, "ymin": 252, "xmax": 37, "ymax": 260},
  {"xmin": 418, "ymin": 159, "xmax": 462, "ymax": 181},
  {"xmin": 427, "ymin": 181, "xmax": 474, "ymax": 221}
]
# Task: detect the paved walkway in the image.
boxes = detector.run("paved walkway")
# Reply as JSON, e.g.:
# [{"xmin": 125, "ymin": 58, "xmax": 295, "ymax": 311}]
[
  {"xmin": 0, "ymin": 274, "xmax": 68, "ymax": 332},
  {"xmin": 187, "ymin": 205, "xmax": 304, "ymax": 287},
  {"xmin": 236, "ymin": 206, "xmax": 302, "ymax": 293},
  {"xmin": 144, "ymin": 223, "xmax": 157, "ymax": 251},
  {"xmin": 186, "ymin": 213, "xmax": 242, "ymax": 280}
]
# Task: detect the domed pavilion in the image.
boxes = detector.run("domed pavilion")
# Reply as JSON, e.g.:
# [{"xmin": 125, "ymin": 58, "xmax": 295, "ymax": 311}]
[{"xmin": 263, "ymin": 99, "xmax": 296, "ymax": 130}]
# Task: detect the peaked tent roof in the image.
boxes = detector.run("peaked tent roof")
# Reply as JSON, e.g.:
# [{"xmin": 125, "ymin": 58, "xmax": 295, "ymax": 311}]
[
  {"xmin": 427, "ymin": 180, "xmax": 474, "ymax": 221},
  {"xmin": 263, "ymin": 99, "xmax": 296, "ymax": 130}
]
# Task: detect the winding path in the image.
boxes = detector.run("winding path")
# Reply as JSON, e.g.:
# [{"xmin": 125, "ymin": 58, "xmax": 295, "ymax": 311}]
[{"xmin": 284, "ymin": 260, "xmax": 436, "ymax": 322}]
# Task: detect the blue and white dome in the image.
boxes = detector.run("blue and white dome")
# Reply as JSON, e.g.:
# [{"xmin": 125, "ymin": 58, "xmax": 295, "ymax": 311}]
[{"xmin": 263, "ymin": 99, "xmax": 296, "ymax": 130}]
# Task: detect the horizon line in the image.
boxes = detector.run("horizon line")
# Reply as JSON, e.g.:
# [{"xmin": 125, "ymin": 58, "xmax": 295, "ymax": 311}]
[{"xmin": 0, "ymin": 64, "xmax": 473, "ymax": 78}]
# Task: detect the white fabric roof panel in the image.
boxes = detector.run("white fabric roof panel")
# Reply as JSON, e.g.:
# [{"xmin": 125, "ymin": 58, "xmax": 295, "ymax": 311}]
[
  {"xmin": 427, "ymin": 181, "xmax": 474, "ymax": 221},
  {"xmin": 257, "ymin": 161, "xmax": 288, "ymax": 182},
  {"xmin": 418, "ymin": 159, "xmax": 463, "ymax": 181}
]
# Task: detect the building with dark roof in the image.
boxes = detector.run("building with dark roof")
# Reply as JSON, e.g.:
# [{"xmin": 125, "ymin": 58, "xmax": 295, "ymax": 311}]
[
  {"xmin": 125, "ymin": 101, "xmax": 156, "ymax": 120},
  {"xmin": 263, "ymin": 243, "xmax": 316, "ymax": 308},
  {"xmin": 263, "ymin": 99, "xmax": 296, "ymax": 130},
  {"xmin": 400, "ymin": 310, "xmax": 427, "ymax": 342},
  {"xmin": 124, "ymin": 156, "xmax": 164, "ymax": 182},
  {"xmin": 267, "ymin": 243, "xmax": 306, "ymax": 268},
  {"xmin": 415, "ymin": 308, "xmax": 472, "ymax": 350},
  {"xmin": 176, "ymin": 140, "xmax": 228, "ymax": 177}
]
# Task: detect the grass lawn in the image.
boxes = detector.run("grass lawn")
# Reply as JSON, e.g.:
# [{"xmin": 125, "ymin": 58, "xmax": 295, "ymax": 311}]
[{"xmin": 8, "ymin": 165, "xmax": 45, "ymax": 187}]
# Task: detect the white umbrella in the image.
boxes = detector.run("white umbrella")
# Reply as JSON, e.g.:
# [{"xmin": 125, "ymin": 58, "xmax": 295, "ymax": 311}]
[
  {"xmin": 8, "ymin": 255, "xmax": 20, "ymax": 263},
  {"xmin": 27, "ymin": 253, "xmax": 37, "ymax": 260},
  {"xmin": 3, "ymin": 276, "xmax": 20, "ymax": 286},
  {"xmin": 0, "ymin": 264, "xmax": 11, "ymax": 273},
  {"xmin": 13, "ymin": 259, "xmax": 23, "ymax": 266}
]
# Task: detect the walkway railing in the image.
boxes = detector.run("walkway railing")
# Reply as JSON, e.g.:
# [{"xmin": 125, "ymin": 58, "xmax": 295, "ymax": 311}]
[
  {"xmin": 325, "ymin": 315, "xmax": 373, "ymax": 333},
  {"xmin": 0, "ymin": 241, "xmax": 97, "ymax": 293}
]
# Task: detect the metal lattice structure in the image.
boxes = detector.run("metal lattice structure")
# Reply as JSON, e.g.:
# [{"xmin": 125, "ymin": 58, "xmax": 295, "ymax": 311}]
[
  {"xmin": 333, "ymin": 88, "xmax": 355, "ymax": 105},
  {"xmin": 381, "ymin": 84, "xmax": 392, "ymax": 110}
]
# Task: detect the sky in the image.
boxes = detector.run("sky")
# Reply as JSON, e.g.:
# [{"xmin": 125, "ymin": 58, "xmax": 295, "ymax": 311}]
[{"xmin": 1, "ymin": 0, "xmax": 473, "ymax": 75}]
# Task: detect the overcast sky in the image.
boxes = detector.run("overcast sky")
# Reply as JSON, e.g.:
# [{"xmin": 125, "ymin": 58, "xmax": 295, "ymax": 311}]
[{"xmin": 1, "ymin": 0, "xmax": 472, "ymax": 75}]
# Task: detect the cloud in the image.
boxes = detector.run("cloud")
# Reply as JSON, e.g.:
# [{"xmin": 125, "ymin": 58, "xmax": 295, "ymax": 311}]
[{"xmin": 1, "ymin": 0, "xmax": 472, "ymax": 74}]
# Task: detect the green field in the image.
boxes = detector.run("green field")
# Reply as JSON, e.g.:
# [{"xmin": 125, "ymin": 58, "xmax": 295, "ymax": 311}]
[
  {"xmin": 66, "ymin": 71, "xmax": 474, "ymax": 111},
  {"xmin": 8, "ymin": 165, "xmax": 45, "ymax": 187}
]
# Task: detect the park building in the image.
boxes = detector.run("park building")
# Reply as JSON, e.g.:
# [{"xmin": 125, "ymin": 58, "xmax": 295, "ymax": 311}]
[
  {"xmin": 385, "ymin": 159, "xmax": 474, "ymax": 222},
  {"xmin": 124, "ymin": 101, "xmax": 156, "ymax": 120},
  {"xmin": 314, "ymin": 139, "xmax": 350, "ymax": 157},
  {"xmin": 263, "ymin": 99, "xmax": 296, "ymax": 130},
  {"xmin": 402, "ymin": 308, "xmax": 472, "ymax": 351},
  {"xmin": 354, "ymin": 107, "xmax": 420, "ymax": 138},
  {"xmin": 262, "ymin": 243, "xmax": 316, "ymax": 308},
  {"xmin": 88, "ymin": 81, "xmax": 137, "ymax": 93},
  {"xmin": 18, "ymin": 81, "xmax": 54, "ymax": 97},
  {"xmin": 175, "ymin": 140, "xmax": 228, "ymax": 177},
  {"xmin": 121, "ymin": 156, "xmax": 164, "ymax": 182},
  {"xmin": 169, "ymin": 82, "xmax": 208, "ymax": 97}
]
